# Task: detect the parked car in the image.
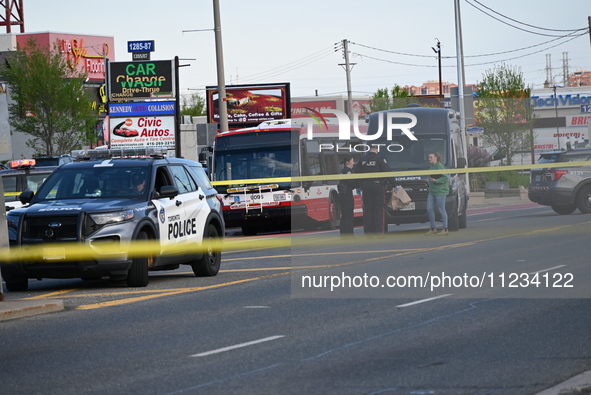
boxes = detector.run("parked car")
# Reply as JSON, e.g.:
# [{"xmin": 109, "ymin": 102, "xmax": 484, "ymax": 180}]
[
  {"xmin": 528, "ymin": 148, "xmax": 591, "ymax": 214},
  {"xmin": 2, "ymin": 147, "xmax": 225, "ymax": 291}
]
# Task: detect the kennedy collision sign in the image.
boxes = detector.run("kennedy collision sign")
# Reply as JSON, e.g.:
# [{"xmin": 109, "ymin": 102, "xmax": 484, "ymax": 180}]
[
  {"xmin": 109, "ymin": 101, "xmax": 176, "ymax": 149},
  {"xmin": 108, "ymin": 60, "xmax": 175, "ymax": 100}
]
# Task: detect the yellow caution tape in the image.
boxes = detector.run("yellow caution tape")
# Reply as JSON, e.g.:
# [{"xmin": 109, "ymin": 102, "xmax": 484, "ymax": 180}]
[{"xmin": 210, "ymin": 161, "xmax": 591, "ymax": 186}]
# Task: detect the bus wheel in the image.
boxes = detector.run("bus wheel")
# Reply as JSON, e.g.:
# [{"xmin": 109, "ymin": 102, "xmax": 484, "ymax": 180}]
[
  {"xmin": 323, "ymin": 196, "xmax": 339, "ymax": 230},
  {"xmin": 241, "ymin": 226, "xmax": 258, "ymax": 236}
]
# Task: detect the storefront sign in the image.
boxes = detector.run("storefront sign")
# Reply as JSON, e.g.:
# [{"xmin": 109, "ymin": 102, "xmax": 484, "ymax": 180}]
[
  {"xmin": 109, "ymin": 101, "xmax": 175, "ymax": 117},
  {"xmin": 109, "ymin": 115, "xmax": 175, "ymax": 149},
  {"xmin": 108, "ymin": 60, "xmax": 174, "ymax": 100}
]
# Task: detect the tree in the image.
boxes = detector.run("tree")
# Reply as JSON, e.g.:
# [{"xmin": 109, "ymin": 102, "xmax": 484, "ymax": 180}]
[
  {"xmin": 181, "ymin": 92, "xmax": 206, "ymax": 117},
  {"xmin": 366, "ymin": 84, "xmax": 418, "ymax": 113},
  {"xmin": 474, "ymin": 64, "xmax": 536, "ymax": 166},
  {"xmin": 0, "ymin": 38, "xmax": 96, "ymax": 156}
]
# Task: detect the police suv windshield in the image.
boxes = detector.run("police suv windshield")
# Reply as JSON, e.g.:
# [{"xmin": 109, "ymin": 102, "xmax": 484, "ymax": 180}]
[{"xmin": 33, "ymin": 166, "xmax": 150, "ymax": 201}]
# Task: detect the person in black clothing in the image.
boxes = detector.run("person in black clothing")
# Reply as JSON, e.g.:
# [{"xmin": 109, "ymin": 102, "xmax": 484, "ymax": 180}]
[
  {"xmin": 354, "ymin": 145, "xmax": 392, "ymax": 236},
  {"xmin": 338, "ymin": 155, "xmax": 356, "ymax": 236}
]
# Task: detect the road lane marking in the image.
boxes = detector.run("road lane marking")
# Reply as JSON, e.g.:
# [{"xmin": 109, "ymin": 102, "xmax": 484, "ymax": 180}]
[
  {"xmin": 24, "ymin": 288, "xmax": 78, "ymax": 299},
  {"xmin": 76, "ymin": 272, "xmax": 290, "ymax": 310},
  {"xmin": 396, "ymin": 294, "xmax": 453, "ymax": 308},
  {"xmin": 529, "ymin": 264, "xmax": 567, "ymax": 274},
  {"xmin": 190, "ymin": 335, "xmax": 285, "ymax": 357}
]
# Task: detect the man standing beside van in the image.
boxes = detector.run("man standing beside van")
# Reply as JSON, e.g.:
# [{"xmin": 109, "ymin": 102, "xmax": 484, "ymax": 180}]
[{"xmin": 354, "ymin": 144, "xmax": 392, "ymax": 237}]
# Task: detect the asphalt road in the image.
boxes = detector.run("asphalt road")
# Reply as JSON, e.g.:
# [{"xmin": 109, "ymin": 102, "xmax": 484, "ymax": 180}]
[{"xmin": 1, "ymin": 202, "xmax": 590, "ymax": 394}]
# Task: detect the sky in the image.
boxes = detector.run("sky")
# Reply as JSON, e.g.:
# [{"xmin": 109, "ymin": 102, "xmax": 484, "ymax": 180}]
[{"xmin": 23, "ymin": 0, "xmax": 591, "ymax": 99}]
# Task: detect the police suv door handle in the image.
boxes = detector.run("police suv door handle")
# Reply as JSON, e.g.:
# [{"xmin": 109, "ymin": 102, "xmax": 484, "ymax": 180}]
[
  {"xmin": 199, "ymin": 194, "xmax": 205, "ymax": 200},
  {"xmin": 175, "ymin": 200, "xmax": 183, "ymax": 207}
]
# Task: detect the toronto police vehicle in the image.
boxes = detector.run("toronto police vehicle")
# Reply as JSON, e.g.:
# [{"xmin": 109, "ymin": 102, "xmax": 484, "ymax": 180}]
[
  {"xmin": 2, "ymin": 147, "xmax": 225, "ymax": 291},
  {"xmin": 528, "ymin": 148, "xmax": 591, "ymax": 214}
]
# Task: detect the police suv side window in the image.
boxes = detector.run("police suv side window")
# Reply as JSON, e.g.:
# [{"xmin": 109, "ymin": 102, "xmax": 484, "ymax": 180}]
[{"xmin": 169, "ymin": 165, "xmax": 198, "ymax": 194}]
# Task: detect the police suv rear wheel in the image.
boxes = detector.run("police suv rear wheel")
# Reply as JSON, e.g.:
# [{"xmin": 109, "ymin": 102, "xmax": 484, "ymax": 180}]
[
  {"xmin": 192, "ymin": 224, "xmax": 221, "ymax": 277},
  {"xmin": 575, "ymin": 185, "xmax": 591, "ymax": 214},
  {"xmin": 127, "ymin": 231, "xmax": 151, "ymax": 287}
]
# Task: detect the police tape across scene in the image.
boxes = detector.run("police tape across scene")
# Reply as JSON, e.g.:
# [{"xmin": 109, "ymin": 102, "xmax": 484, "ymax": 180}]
[{"xmin": 210, "ymin": 161, "xmax": 591, "ymax": 186}]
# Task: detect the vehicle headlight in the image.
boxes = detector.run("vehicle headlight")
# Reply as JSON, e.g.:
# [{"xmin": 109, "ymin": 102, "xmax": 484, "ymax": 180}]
[
  {"xmin": 90, "ymin": 210, "xmax": 135, "ymax": 225},
  {"xmin": 7, "ymin": 213, "xmax": 22, "ymax": 229}
]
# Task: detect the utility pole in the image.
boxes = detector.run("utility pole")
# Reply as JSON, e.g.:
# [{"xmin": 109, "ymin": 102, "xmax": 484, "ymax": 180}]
[
  {"xmin": 432, "ymin": 38, "xmax": 443, "ymax": 100},
  {"xmin": 339, "ymin": 39, "xmax": 355, "ymax": 121},
  {"xmin": 213, "ymin": 0, "xmax": 228, "ymax": 133},
  {"xmin": 454, "ymin": 0, "xmax": 470, "ymax": 193}
]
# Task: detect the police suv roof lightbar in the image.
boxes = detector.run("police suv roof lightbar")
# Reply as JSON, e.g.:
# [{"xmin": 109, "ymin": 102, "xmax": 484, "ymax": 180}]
[{"xmin": 71, "ymin": 147, "xmax": 168, "ymax": 160}]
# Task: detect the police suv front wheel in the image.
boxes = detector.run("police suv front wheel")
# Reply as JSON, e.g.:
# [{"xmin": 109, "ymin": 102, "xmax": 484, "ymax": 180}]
[
  {"xmin": 192, "ymin": 224, "xmax": 221, "ymax": 277},
  {"xmin": 127, "ymin": 230, "xmax": 151, "ymax": 287}
]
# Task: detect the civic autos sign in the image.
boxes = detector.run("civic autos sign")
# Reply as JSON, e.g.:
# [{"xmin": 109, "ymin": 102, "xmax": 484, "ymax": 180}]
[{"xmin": 108, "ymin": 60, "xmax": 175, "ymax": 101}]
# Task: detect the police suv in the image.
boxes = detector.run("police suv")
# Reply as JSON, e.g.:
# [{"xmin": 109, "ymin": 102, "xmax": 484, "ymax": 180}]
[
  {"xmin": 528, "ymin": 148, "xmax": 591, "ymax": 215},
  {"xmin": 2, "ymin": 147, "xmax": 225, "ymax": 291}
]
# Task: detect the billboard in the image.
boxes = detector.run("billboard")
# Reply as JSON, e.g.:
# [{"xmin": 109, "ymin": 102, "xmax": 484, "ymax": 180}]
[
  {"xmin": 109, "ymin": 101, "xmax": 177, "ymax": 149},
  {"xmin": 206, "ymin": 83, "xmax": 290, "ymax": 127},
  {"xmin": 108, "ymin": 60, "xmax": 175, "ymax": 101}
]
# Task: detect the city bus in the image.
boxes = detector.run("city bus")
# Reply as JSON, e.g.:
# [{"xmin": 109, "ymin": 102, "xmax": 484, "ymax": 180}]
[{"xmin": 210, "ymin": 120, "xmax": 365, "ymax": 235}]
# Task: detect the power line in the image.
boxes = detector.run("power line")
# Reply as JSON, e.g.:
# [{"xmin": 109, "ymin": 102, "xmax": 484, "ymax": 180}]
[
  {"xmin": 351, "ymin": 32, "xmax": 587, "ymax": 69},
  {"xmin": 465, "ymin": 0, "xmax": 588, "ymax": 37},
  {"xmin": 469, "ymin": 0, "xmax": 588, "ymax": 33}
]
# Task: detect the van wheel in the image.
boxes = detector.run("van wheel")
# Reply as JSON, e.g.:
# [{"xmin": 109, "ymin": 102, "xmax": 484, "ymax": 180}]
[
  {"xmin": 5, "ymin": 275, "xmax": 28, "ymax": 292},
  {"xmin": 127, "ymin": 231, "xmax": 150, "ymax": 287},
  {"xmin": 551, "ymin": 204, "xmax": 577, "ymax": 215},
  {"xmin": 192, "ymin": 224, "xmax": 221, "ymax": 277},
  {"xmin": 448, "ymin": 197, "xmax": 460, "ymax": 231},
  {"xmin": 575, "ymin": 185, "xmax": 591, "ymax": 214},
  {"xmin": 458, "ymin": 194, "xmax": 468, "ymax": 229}
]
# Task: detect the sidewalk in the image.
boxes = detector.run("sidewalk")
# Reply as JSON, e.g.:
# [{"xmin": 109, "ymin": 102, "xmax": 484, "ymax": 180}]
[{"xmin": 0, "ymin": 297, "xmax": 64, "ymax": 322}]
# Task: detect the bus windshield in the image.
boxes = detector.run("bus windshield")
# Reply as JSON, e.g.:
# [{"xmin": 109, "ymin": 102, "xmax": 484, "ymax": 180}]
[{"xmin": 214, "ymin": 145, "xmax": 294, "ymax": 190}]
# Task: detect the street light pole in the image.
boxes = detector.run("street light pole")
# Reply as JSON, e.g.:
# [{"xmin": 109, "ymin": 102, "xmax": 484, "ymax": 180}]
[
  {"xmin": 553, "ymin": 85, "xmax": 560, "ymax": 149},
  {"xmin": 213, "ymin": 0, "xmax": 228, "ymax": 133}
]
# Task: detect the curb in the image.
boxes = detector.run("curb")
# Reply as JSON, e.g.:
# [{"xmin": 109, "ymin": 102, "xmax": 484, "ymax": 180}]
[
  {"xmin": 0, "ymin": 299, "xmax": 64, "ymax": 322},
  {"xmin": 536, "ymin": 370, "xmax": 591, "ymax": 395}
]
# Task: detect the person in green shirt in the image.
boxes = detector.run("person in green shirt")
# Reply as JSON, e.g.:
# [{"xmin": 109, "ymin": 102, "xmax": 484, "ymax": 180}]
[{"xmin": 425, "ymin": 152, "xmax": 449, "ymax": 236}]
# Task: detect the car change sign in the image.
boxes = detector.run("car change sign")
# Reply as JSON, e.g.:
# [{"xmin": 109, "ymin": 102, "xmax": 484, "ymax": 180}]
[{"xmin": 108, "ymin": 60, "xmax": 175, "ymax": 100}]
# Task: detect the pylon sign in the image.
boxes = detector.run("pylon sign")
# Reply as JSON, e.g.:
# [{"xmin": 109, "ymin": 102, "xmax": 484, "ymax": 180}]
[{"xmin": 107, "ymin": 60, "xmax": 175, "ymax": 101}]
